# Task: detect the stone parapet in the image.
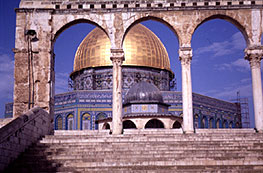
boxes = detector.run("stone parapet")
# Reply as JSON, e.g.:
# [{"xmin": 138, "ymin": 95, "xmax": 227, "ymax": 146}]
[
  {"xmin": 19, "ymin": 0, "xmax": 263, "ymax": 10},
  {"xmin": 0, "ymin": 107, "xmax": 52, "ymax": 171}
]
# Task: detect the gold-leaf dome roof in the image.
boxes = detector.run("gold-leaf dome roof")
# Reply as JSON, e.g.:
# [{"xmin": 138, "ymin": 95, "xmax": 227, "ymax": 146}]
[{"xmin": 72, "ymin": 24, "xmax": 171, "ymax": 73}]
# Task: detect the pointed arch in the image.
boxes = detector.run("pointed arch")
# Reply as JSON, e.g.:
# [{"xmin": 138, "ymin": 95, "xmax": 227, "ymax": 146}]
[
  {"xmin": 122, "ymin": 16, "xmax": 180, "ymax": 48},
  {"xmin": 229, "ymin": 121, "xmax": 234, "ymax": 128},
  {"xmin": 194, "ymin": 114, "xmax": 199, "ymax": 128},
  {"xmin": 81, "ymin": 113, "xmax": 91, "ymax": 130},
  {"xmin": 53, "ymin": 19, "xmax": 109, "ymax": 44},
  {"xmin": 216, "ymin": 119, "xmax": 221, "ymax": 128},
  {"xmin": 201, "ymin": 116, "xmax": 208, "ymax": 128},
  {"xmin": 223, "ymin": 120, "xmax": 229, "ymax": 128},
  {"xmin": 55, "ymin": 115, "xmax": 63, "ymax": 130},
  {"xmin": 95, "ymin": 112, "xmax": 108, "ymax": 130},
  {"xmin": 209, "ymin": 118, "xmax": 214, "ymax": 128},
  {"xmin": 191, "ymin": 14, "xmax": 249, "ymax": 46},
  {"xmin": 66, "ymin": 114, "xmax": 74, "ymax": 130}
]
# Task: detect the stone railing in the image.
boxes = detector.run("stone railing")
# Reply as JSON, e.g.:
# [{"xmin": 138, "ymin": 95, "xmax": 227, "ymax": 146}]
[
  {"xmin": 19, "ymin": 0, "xmax": 262, "ymax": 10},
  {"xmin": 0, "ymin": 107, "xmax": 52, "ymax": 171}
]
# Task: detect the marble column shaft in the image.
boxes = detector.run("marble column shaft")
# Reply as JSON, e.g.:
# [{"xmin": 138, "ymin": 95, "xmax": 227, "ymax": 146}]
[
  {"xmin": 110, "ymin": 49, "xmax": 125, "ymax": 135},
  {"xmin": 179, "ymin": 47, "xmax": 194, "ymax": 133},
  {"xmin": 245, "ymin": 47, "xmax": 263, "ymax": 132}
]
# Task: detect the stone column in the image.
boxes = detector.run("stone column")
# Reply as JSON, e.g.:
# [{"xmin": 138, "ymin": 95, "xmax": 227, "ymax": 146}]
[
  {"xmin": 110, "ymin": 49, "xmax": 125, "ymax": 135},
  {"xmin": 179, "ymin": 47, "xmax": 194, "ymax": 133},
  {"xmin": 245, "ymin": 47, "xmax": 263, "ymax": 132}
]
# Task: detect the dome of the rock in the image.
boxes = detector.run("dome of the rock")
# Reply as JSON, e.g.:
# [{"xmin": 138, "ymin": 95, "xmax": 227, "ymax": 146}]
[{"xmin": 72, "ymin": 24, "xmax": 171, "ymax": 74}]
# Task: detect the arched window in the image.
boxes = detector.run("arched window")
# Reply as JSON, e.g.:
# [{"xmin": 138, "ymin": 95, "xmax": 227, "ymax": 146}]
[
  {"xmin": 55, "ymin": 115, "xmax": 63, "ymax": 130},
  {"xmin": 67, "ymin": 114, "xmax": 74, "ymax": 130},
  {"xmin": 223, "ymin": 120, "xmax": 228, "ymax": 128},
  {"xmin": 216, "ymin": 119, "xmax": 220, "ymax": 128},
  {"xmin": 194, "ymin": 114, "xmax": 199, "ymax": 128},
  {"xmin": 97, "ymin": 112, "xmax": 107, "ymax": 120},
  {"xmin": 145, "ymin": 119, "xmax": 164, "ymax": 129},
  {"xmin": 82, "ymin": 113, "xmax": 91, "ymax": 130},
  {"xmin": 229, "ymin": 121, "xmax": 233, "ymax": 128},
  {"xmin": 172, "ymin": 121, "xmax": 181, "ymax": 129},
  {"xmin": 123, "ymin": 120, "xmax": 137, "ymax": 129},
  {"xmin": 209, "ymin": 118, "xmax": 214, "ymax": 128},
  {"xmin": 201, "ymin": 116, "xmax": 207, "ymax": 128}
]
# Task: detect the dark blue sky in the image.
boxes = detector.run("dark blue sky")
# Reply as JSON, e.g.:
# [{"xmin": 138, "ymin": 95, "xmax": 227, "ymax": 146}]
[{"xmin": 1, "ymin": 0, "xmax": 261, "ymax": 128}]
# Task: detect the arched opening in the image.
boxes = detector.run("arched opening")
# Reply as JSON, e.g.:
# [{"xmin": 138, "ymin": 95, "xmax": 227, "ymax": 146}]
[
  {"xmin": 81, "ymin": 113, "xmax": 91, "ymax": 130},
  {"xmin": 121, "ymin": 18, "xmax": 180, "ymax": 91},
  {"xmin": 201, "ymin": 116, "xmax": 207, "ymax": 128},
  {"xmin": 192, "ymin": 17, "xmax": 248, "ymax": 128},
  {"xmin": 53, "ymin": 21, "xmax": 103, "ymax": 95},
  {"xmin": 123, "ymin": 120, "xmax": 137, "ymax": 129},
  {"xmin": 103, "ymin": 123, "xmax": 110, "ymax": 130},
  {"xmin": 55, "ymin": 115, "xmax": 63, "ymax": 130},
  {"xmin": 145, "ymin": 119, "xmax": 164, "ymax": 129},
  {"xmin": 194, "ymin": 114, "xmax": 199, "ymax": 128},
  {"xmin": 172, "ymin": 121, "xmax": 182, "ymax": 129},
  {"xmin": 236, "ymin": 122, "xmax": 240, "ymax": 128},
  {"xmin": 229, "ymin": 121, "xmax": 233, "ymax": 128},
  {"xmin": 193, "ymin": 15, "xmax": 249, "ymax": 44},
  {"xmin": 216, "ymin": 119, "xmax": 221, "ymax": 128},
  {"xmin": 66, "ymin": 114, "xmax": 74, "ymax": 130},
  {"xmin": 223, "ymin": 120, "xmax": 228, "ymax": 128},
  {"xmin": 209, "ymin": 118, "xmax": 214, "ymax": 128},
  {"xmin": 52, "ymin": 20, "xmax": 110, "ymax": 130},
  {"xmin": 95, "ymin": 112, "xmax": 107, "ymax": 130}
]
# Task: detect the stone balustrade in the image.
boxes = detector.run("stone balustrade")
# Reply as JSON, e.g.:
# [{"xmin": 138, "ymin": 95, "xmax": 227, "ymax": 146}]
[{"xmin": 0, "ymin": 107, "xmax": 52, "ymax": 171}]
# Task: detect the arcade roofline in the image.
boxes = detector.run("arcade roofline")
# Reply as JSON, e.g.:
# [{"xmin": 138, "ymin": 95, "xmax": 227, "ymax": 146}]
[{"xmin": 18, "ymin": 0, "xmax": 263, "ymax": 12}]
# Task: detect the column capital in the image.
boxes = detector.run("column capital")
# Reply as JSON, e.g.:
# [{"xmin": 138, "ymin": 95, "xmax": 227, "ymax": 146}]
[
  {"xmin": 179, "ymin": 47, "xmax": 192, "ymax": 65},
  {"xmin": 110, "ymin": 48, "xmax": 125, "ymax": 63},
  {"xmin": 245, "ymin": 46, "xmax": 263, "ymax": 69}
]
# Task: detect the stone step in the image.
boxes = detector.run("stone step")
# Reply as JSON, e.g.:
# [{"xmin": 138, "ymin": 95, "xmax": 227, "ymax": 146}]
[
  {"xmin": 53, "ymin": 128, "xmax": 256, "ymax": 136},
  {"xmin": 7, "ymin": 164, "xmax": 263, "ymax": 173},
  {"xmin": 10, "ymin": 155, "xmax": 263, "ymax": 167},
  {"xmin": 24, "ymin": 152, "xmax": 263, "ymax": 160},
  {"xmin": 40, "ymin": 137, "xmax": 263, "ymax": 143},
  {"xmin": 38, "ymin": 143, "xmax": 263, "ymax": 149},
  {"xmin": 44, "ymin": 135, "xmax": 263, "ymax": 141},
  {"xmin": 5, "ymin": 130, "xmax": 263, "ymax": 172},
  {"xmin": 26, "ymin": 146, "xmax": 263, "ymax": 152},
  {"xmin": 41, "ymin": 136, "xmax": 263, "ymax": 143},
  {"xmin": 25, "ymin": 148, "xmax": 263, "ymax": 155},
  {"xmin": 29, "ymin": 146, "xmax": 263, "ymax": 153},
  {"xmin": 21, "ymin": 153, "xmax": 263, "ymax": 161}
]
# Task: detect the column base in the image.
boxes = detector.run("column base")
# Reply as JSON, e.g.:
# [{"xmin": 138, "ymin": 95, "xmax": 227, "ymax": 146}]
[
  {"xmin": 254, "ymin": 128, "xmax": 263, "ymax": 133},
  {"xmin": 111, "ymin": 128, "xmax": 123, "ymax": 135}
]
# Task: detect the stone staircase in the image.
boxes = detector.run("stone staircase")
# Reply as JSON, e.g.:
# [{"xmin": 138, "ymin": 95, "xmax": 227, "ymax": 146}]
[
  {"xmin": 0, "ymin": 118, "xmax": 13, "ymax": 128},
  {"xmin": 4, "ymin": 129, "xmax": 263, "ymax": 172}
]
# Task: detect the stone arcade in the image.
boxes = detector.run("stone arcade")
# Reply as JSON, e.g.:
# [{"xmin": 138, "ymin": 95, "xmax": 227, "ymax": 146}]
[
  {"xmin": 13, "ymin": 0, "xmax": 263, "ymax": 134},
  {"xmin": 51, "ymin": 24, "xmax": 240, "ymax": 131},
  {"xmin": 1, "ymin": 0, "xmax": 263, "ymax": 171}
]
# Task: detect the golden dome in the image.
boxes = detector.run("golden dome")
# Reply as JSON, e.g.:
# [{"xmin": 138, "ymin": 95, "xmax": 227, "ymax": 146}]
[{"xmin": 73, "ymin": 24, "xmax": 171, "ymax": 73}]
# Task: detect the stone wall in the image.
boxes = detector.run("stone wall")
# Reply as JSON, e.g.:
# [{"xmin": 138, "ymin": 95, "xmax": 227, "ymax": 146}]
[{"xmin": 0, "ymin": 107, "xmax": 52, "ymax": 171}]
